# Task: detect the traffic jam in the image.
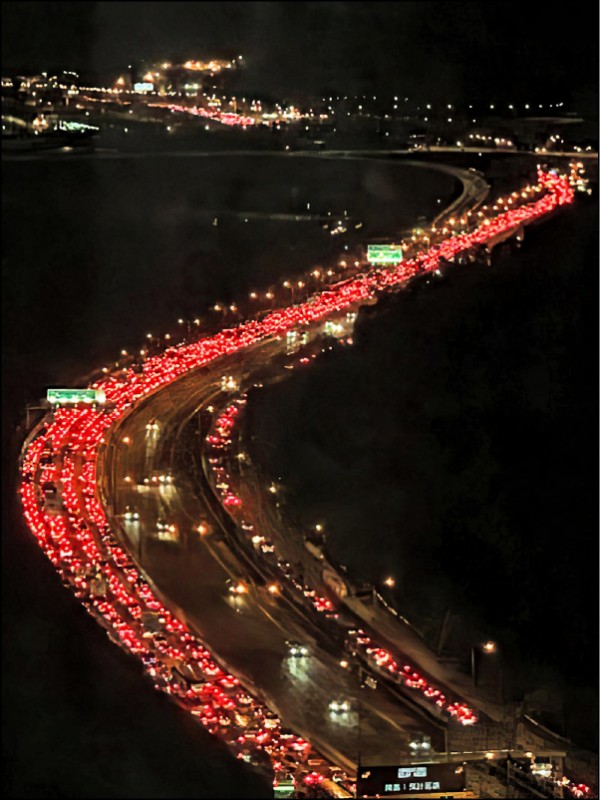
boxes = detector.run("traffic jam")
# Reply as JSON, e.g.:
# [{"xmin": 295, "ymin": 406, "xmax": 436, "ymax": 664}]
[
  {"xmin": 19, "ymin": 165, "xmax": 590, "ymax": 796},
  {"xmin": 204, "ymin": 395, "xmax": 479, "ymax": 726}
]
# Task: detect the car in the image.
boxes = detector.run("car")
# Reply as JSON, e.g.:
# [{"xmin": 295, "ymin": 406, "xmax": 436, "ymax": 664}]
[
  {"xmin": 287, "ymin": 642, "xmax": 309, "ymax": 657},
  {"xmin": 124, "ymin": 506, "xmax": 139, "ymax": 522},
  {"xmin": 234, "ymin": 711, "xmax": 252, "ymax": 727},
  {"xmin": 237, "ymin": 692, "xmax": 254, "ymax": 707},
  {"xmin": 156, "ymin": 519, "xmax": 178, "ymax": 540},
  {"xmin": 328, "ymin": 699, "xmax": 351, "ymax": 713},
  {"xmin": 263, "ymin": 711, "xmax": 279, "ymax": 729}
]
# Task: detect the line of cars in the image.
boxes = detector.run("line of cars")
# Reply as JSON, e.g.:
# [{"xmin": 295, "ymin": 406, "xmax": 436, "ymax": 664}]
[
  {"xmin": 202, "ymin": 383, "xmax": 479, "ymax": 726},
  {"xmin": 18, "ymin": 167, "xmax": 575, "ymax": 793}
]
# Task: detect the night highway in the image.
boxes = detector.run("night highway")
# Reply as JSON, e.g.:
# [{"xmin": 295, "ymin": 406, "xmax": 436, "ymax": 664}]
[
  {"xmin": 14, "ymin": 160, "xmax": 593, "ymax": 799},
  {"xmin": 4, "ymin": 3, "xmax": 598, "ymax": 798}
]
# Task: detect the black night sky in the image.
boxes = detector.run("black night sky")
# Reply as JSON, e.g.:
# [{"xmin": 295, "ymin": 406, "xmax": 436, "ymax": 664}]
[{"xmin": 2, "ymin": 3, "xmax": 598, "ymax": 799}]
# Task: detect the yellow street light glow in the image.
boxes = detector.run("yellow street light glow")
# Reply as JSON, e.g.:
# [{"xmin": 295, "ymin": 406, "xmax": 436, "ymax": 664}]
[
  {"xmin": 315, "ymin": 524, "xmax": 323, "ymax": 532},
  {"xmin": 267, "ymin": 583, "xmax": 279, "ymax": 594},
  {"xmin": 235, "ymin": 583, "xmax": 247, "ymax": 594},
  {"xmin": 483, "ymin": 641, "xmax": 496, "ymax": 653},
  {"xmin": 121, "ymin": 350, "xmax": 128, "ymax": 356},
  {"xmin": 340, "ymin": 659, "xmax": 349, "ymax": 668},
  {"xmin": 384, "ymin": 577, "xmax": 395, "ymax": 588},
  {"xmin": 197, "ymin": 522, "xmax": 209, "ymax": 536},
  {"xmin": 268, "ymin": 484, "xmax": 277, "ymax": 494},
  {"xmin": 122, "ymin": 436, "xmax": 131, "ymax": 445}
]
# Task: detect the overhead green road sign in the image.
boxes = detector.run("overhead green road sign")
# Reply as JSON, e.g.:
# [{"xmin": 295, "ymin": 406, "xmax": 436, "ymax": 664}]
[
  {"xmin": 367, "ymin": 244, "xmax": 403, "ymax": 265},
  {"xmin": 47, "ymin": 388, "xmax": 106, "ymax": 405}
]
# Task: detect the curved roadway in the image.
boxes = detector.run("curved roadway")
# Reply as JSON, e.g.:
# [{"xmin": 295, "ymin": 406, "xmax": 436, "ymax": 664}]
[{"xmin": 19, "ymin": 158, "xmax": 577, "ymax": 793}]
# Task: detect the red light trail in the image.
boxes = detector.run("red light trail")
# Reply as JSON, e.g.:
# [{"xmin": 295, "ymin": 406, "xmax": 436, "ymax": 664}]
[{"xmin": 18, "ymin": 169, "xmax": 587, "ymax": 789}]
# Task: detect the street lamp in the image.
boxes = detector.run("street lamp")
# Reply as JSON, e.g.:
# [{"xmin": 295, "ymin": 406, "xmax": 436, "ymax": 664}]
[
  {"xmin": 471, "ymin": 640, "xmax": 498, "ymax": 689},
  {"xmin": 178, "ymin": 318, "xmax": 191, "ymax": 339},
  {"xmin": 283, "ymin": 280, "xmax": 294, "ymax": 302}
]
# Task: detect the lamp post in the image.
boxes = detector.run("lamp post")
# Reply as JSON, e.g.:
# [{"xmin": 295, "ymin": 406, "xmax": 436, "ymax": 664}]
[
  {"xmin": 356, "ymin": 665, "xmax": 365, "ymax": 770},
  {"xmin": 282, "ymin": 280, "xmax": 295, "ymax": 303},
  {"xmin": 471, "ymin": 641, "xmax": 498, "ymax": 694}
]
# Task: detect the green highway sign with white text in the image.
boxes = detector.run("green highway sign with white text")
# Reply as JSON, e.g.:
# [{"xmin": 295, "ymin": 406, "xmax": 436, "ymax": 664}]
[
  {"xmin": 367, "ymin": 244, "xmax": 404, "ymax": 265},
  {"xmin": 47, "ymin": 388, "xmax": 106, "ymax": 405}
]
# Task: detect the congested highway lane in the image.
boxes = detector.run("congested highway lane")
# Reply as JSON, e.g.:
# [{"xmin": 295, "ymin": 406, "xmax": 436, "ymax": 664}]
[
  {"xmin": 104, "ymin": 336, "xmax": 448, "ymax": 770},
  {"xmin": 101, "ymin": 164, "xmax": 577, "ymax": 765},
  {"xmin": 18, "ymin": 165, "xmax": 581, "ymax": 794}
]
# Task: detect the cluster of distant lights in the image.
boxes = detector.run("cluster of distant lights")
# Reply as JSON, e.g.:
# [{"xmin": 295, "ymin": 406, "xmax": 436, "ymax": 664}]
[
  {"xmin": 7, "ymin": 74, "xmax": 569, "ymax": 113},
  {"xmin": 147, "ymin": 100, "xmax": 310, "ymax": 128},
  {"xmin": 153, "ymin": 102, "xmax": 256, "ymax": 128},
  {"xmin": 18, "ymin": 168, "xmax": 578, "ymax": 780},
  {"xmin": 8, "ymin": 71, "xmax": 579, "ymax": 136},
  {"xmin": 468, "ymin": 133, "xmax": 514, "ymax": 147},
  {"xmin": 317, "ymin": 94, "xmax": 566, "ymax": 109}
]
